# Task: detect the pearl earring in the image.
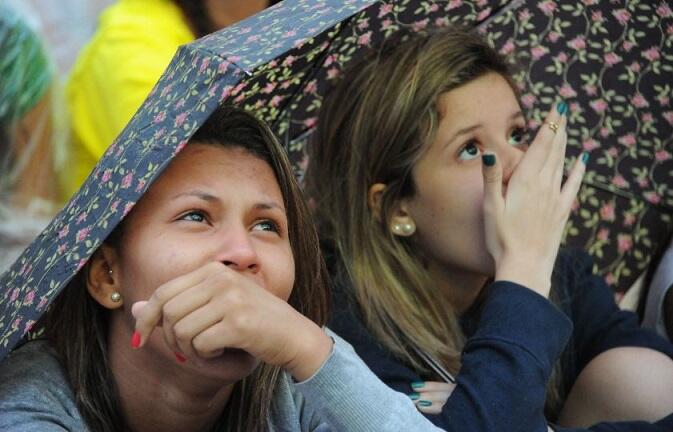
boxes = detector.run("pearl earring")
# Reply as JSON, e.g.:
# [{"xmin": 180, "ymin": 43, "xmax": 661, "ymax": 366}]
[
  {"xmin": 110, "ymin": 292, "xmax": 123, "ymax": 302},
  {"xmin": 392, "ymin": 220, "xmax": 416, "ymax": 237}
]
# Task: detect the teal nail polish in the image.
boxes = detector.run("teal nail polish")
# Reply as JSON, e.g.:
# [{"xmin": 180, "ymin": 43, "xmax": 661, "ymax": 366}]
[
  {"xmin": 418, "ymin": 400, "xmax": 432, "ymax": 407},
  {"xmin": 581, "ymin": 152, "xmax": 590, "ymax": 165},
  {"xmin": 411, "ymin": 381, "xmax": 425, "ymax": 389},
  {"xmin": 408, "ymin": 392, "xmax": 420, "ymax": 400},
  {"xmin": 482, "ymin": 154, "xmax": 496, "ymax": 167},
  {"xmin": 556, "ymin": 101, "xmax": 568, "ymax": 116}
]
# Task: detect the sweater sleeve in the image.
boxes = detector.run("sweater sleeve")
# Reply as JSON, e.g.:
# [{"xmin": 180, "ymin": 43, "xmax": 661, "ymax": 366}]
[
  {"xmin": 329, "ymin": 281, "xmax": 573, "ymax": 432},
  {"xmin": 293, "ymin": 329, "xmax": 444, "ymax": 432},
  {"xmin": 0, "ymin": 342, "xmax": 86, "ymax": 431}
]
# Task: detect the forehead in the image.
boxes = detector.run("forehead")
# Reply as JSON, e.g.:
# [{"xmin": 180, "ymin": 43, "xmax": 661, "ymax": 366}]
[
  {"xmin": 136, "ymin": 143, "xmax": 284, "ymax": 209},
  {"xmin": 437, "ymin": 72, "xmax": 518, "ymax": 119}
]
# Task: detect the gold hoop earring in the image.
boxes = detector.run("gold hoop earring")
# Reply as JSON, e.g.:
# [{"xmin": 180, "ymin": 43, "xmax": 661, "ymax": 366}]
[{"xmin": 110, "ymin": 292, "xmax": 123, "ymax": 303}]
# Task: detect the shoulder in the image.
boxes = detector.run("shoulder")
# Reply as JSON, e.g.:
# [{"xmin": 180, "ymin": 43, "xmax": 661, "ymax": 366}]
[{"xmin": 0, "ymin": 340, "xmax": 85, "ymax": 430}]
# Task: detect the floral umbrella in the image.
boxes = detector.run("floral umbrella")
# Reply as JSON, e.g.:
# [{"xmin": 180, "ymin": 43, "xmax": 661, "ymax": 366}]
[
  {"xmin": 479, "ymin": 0, "xmax": 673, "ymax": 298},
  {"xmin": 242, "ymin": 0, "xmax": 672, "ymax": 297},
  {"xmin": 0, "ymin": 0, "xmax": 385, "ymax": 360},
  {"xmin": 1, "ymin": 0, "xmax": 524, "ymax": 360}
]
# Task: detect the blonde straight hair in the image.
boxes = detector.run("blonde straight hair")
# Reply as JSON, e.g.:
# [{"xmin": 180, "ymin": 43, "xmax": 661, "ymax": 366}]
[{"xmin": 306, "ymin": 27, "xmax": 564, "ymax": 417}]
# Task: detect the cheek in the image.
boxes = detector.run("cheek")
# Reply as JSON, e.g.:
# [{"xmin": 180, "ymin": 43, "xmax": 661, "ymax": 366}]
[
  {"xmin": 267, "ymin": 247, "xmax": 295, "ymax": 302},
  {"xmin": 118, "ymin": 235, "xmax": 202, "ymax": 302},
  {"xmin": 255, "ymin": 240, "xmax": 295, "ymax": 302}
]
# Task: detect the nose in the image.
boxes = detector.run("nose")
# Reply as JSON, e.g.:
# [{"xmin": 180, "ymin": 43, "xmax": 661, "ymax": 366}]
[
  {"xmin": 497, "ymin": 142, "xmax": 525, "ymax": 186},
  {"xmin": 215, "ymin": 227, "xmax": 260, "ymax": 273}
]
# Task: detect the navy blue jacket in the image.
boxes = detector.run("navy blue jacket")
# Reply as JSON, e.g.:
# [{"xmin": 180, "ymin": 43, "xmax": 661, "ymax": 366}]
[{"xmin": 328, "ymin": 250, "xmax": 673, "ymax": 431}]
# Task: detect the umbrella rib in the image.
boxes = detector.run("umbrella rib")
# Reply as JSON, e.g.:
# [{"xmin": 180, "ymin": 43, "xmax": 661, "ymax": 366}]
[
  {"xmin": 477, "ymin": 0, "xmax": 525, "ymax": 30},
  {"xmin": 583, "ymin": 180, "xmax": 673, "ymax": 213}
]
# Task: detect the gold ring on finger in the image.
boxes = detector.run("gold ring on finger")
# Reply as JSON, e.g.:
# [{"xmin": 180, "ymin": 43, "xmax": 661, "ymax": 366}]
[{"xmin": 547, "ymin": 121, "xmax": 559, "ymax": 134}]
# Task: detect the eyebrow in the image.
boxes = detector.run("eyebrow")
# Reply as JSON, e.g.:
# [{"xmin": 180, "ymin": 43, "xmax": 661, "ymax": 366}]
[
  {"xmin": 253, "ymin": 202, "xmax": 284, "ymax": 212},
  {"xmin": 172, "ymin": 191, "xmax": 219, "ymax": 202},
  {"xmin": 445, "ymin": 111, "xmax": 525, "ymax": 146},
  {"xmin": 172, "ymin": 191, "xmax": 284, "ymax": 211}
]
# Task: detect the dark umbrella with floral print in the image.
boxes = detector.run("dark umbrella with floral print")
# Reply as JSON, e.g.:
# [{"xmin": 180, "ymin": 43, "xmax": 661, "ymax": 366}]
[
  {"xmin": 477, "ymin": 0, "xmax": 673, "ymax": 299},
  {"xmin": 0, "ymin": 0, "xmax": 391, "ymax": 361},
  {"xmin": 237, "ymin": 0, "xmax": 673, "ymax": 298},
  {"xmin": 1, "ymin": 0, "xmax": 526, "ymax": 361},
  {"xmin": 2, "ymin": 0, "xmax": 670, "ymax": 361}
]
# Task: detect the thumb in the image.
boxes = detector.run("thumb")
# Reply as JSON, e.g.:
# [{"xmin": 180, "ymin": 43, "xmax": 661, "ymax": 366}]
[{"xmin": 481, "ymin": 153, "xmax": 503, "ymax": 209}]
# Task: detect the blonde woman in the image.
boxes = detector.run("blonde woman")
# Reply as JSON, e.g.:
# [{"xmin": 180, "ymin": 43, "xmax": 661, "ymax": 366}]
[{"xmin": 306, "ymin": 28, "xmax": 673, "ymax": 431}]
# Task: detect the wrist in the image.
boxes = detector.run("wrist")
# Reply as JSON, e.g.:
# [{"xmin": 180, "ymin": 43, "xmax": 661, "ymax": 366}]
[
  {"xmin": 496, "ymin": 255, "xmax": 552, "ymax": 297},
  {"xmin": 286, "ymin": 318, "xmax": 333, "ymax": 382}
]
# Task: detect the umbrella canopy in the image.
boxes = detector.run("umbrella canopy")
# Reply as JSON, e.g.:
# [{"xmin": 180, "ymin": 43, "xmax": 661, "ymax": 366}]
[
  {"xmin": 242, "ymin": 0, "xmax": 672, "ymax": 297},
  {"xmin": 217, "ymin": 0, "xmax": 672, "ymax": 296},
  {"xmin": 479, "ymin": 0, "xmax": 673, "ymax": 297},
  {"xmin": 2, "ymin": 0, "xmax": 670, "ymax": 359},
  {"xmin": 0, "ymin": 0, "xmax": 383, "ymax": 360}
]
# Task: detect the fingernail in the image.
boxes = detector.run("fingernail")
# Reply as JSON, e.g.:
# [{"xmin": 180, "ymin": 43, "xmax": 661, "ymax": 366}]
[
  {"xmin": 482, "ymin": 154, "xmax": 496, "ymax": 167},
  {"xmin": 410, "ymin": 381, "xmax": 425, "ymax": 389},
  {"xmin": 131, "ymin": 331, "xmax": 141, "ymax": 349},
  {"xmin": 175, "ymin": 352, "xmax": 187, "ymax": 363},
  {"xmin": 556, "ymin": 101, "xmax": 568, "ymax": 116},
  {"xmin": 408, "ymin": 392, "xmax": 420, "ymax": 400},
  {"xmin": 418, "ymin": 400, "xmax": 432, "ymax": 407},
  {"xmin": 581, "ymin": 152, "xmax": 589, "ymax": 165}
]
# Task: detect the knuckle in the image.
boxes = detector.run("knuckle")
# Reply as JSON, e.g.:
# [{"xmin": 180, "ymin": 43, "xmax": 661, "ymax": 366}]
[
  {"xmin": 162, "ymin": 304, "xmax": 178, "ymax": 325},
  {"xmin": 192, "ymin": 334, "xmax": 209, "ymax": 353},
  {"xmin": 173, "ymin": 322, "xmax": 191, "ymax": 341},
  {"xmin": 230, "ymin": 312, "xmax": 250, "ymax": 334},
  {"xmin": 153, "ymin": 286, "xmax": 170, "ymax": 304}
]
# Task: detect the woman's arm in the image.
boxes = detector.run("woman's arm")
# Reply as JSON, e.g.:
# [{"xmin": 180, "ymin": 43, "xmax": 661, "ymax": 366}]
[
  {"xmin": 295, "ymin": 330, "xmax": 444, "ymax": 431},
  {"xmin": 132, "ymin": 262, "xmax": 444, "ymax": 431},
  {"xmin": 330, "ymin": 280, "xmax": 572, "ymax": 432}
]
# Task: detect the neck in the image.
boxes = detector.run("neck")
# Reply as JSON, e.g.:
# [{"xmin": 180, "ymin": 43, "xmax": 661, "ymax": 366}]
[
  {"xmin": 108, "ymin": 318, "xmax": 235, "ymax": 432},
  {"xmin": 427, "ymin": 262, "xmax": 489, "ymax": 316}
]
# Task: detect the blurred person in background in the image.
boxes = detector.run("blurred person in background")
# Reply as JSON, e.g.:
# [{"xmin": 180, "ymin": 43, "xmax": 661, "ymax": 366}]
[
  {"xmin": 62, "ymin": 0, "xmax": 280, "ymax": 200},
  {"xmin": 0, "ymin": 2, "xmax": 64, "ymax": 272}
]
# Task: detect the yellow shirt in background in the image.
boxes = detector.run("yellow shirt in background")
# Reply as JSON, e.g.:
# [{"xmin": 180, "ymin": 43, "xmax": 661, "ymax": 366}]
[{"xmin": 62, "ymin": 0, "xmax": 194, "ymax": 200}]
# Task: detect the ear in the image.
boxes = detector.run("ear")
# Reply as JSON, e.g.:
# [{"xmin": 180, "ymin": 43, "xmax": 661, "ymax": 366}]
[
  {"xmin": 368, "ymin": 183, "xmax": 416, "ymax": 237},
  {"xmin": 368, "ymin": 183, "xmax": 387, "ymax": 220},
  {"xmin": 86, "ymin": 244, "xmax": 124, "ymax": 309}
]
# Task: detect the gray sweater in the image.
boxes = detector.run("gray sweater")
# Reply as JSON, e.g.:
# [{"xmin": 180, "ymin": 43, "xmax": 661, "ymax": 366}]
[{"xmin": 0, "ymin": 330, "xmax": 442, "ymax": 431}]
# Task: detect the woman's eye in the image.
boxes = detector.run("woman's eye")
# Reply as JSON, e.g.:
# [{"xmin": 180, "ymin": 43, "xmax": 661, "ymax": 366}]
[
  {"xmin": 508, "ymin": 127, "xmax": 526, "ymax": 146},
  {"xmin": 458, "ymin": 142, "xmax": 482, "ymax": 160},
  {"xmin": 179, "ymin": 211, "xmax": 207, "ymax": 223},
  {"xmin": 252, "ymin": 220, "xmax": 281, "ymax": 234}
]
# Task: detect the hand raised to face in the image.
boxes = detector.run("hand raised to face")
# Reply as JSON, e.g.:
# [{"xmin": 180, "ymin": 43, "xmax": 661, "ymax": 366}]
[
  {"xmin": 131, "ymin": 261, "xmax": 333, "ymax": 381},
  {"xmin": 482, "ymin": 101, "xmax": 586, "ymax": 297}
]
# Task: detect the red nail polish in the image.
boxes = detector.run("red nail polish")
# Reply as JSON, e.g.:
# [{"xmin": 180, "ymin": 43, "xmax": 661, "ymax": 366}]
[
  {"xmin": 131, "ymin": 331, "xmax": 141, "ymax": 349},
  {"xmin": 175, "ymin": 352, "xmax": 187, "ymax": 363}
]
